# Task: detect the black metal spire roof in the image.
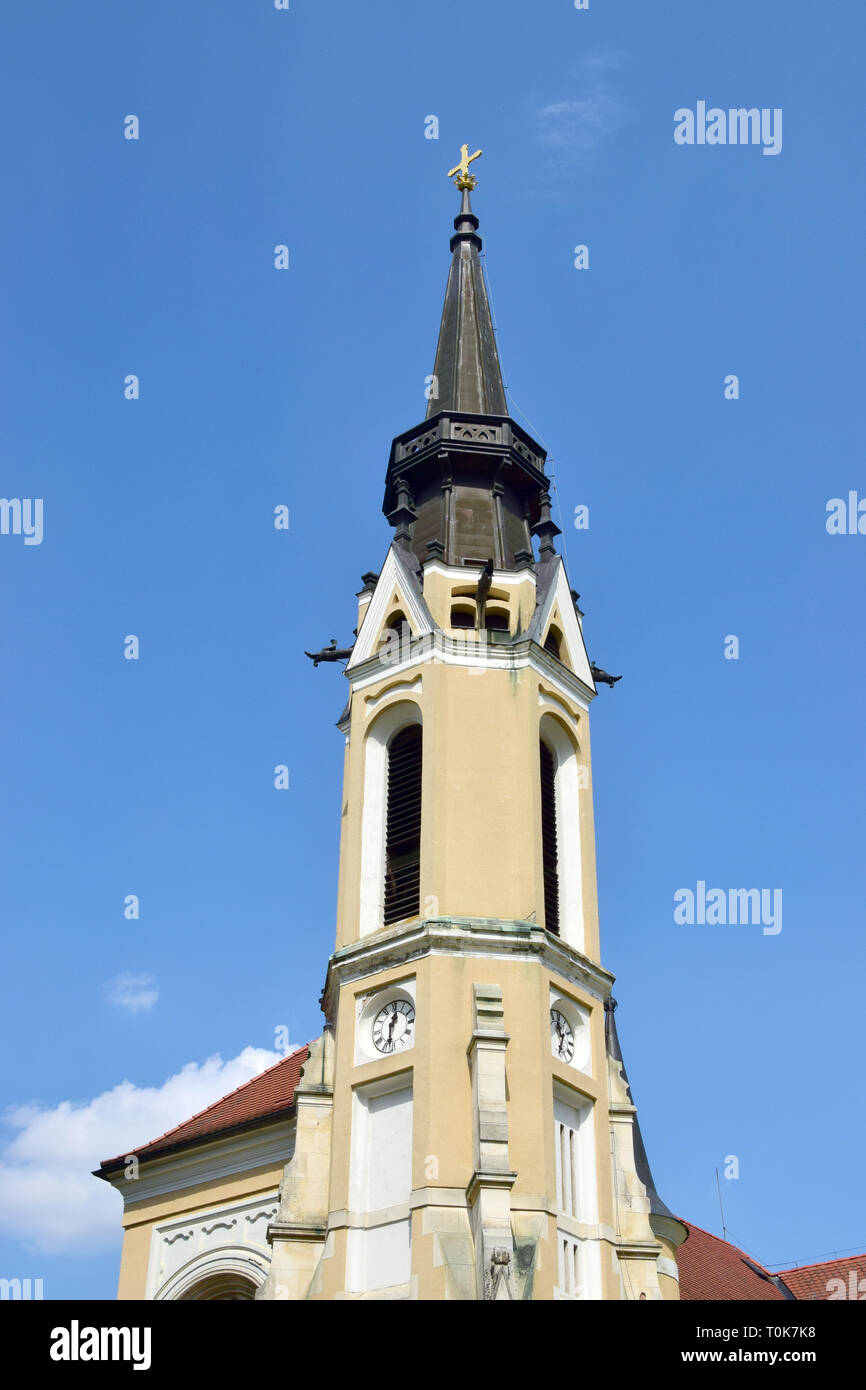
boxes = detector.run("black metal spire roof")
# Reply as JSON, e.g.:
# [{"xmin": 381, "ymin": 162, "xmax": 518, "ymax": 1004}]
[
  {"xmin": 425, "ymin": 187, "xmax": 507, "ymax": 419},
  {"xmin": 382, "ymin": 167, "xmax": 551, "ymax": 570}
]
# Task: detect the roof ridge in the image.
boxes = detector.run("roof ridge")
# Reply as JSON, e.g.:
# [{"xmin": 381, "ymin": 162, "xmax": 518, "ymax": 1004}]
[{"xmin": 778, "ymin": 1251, "xmax": 866, "ymax": 1274}]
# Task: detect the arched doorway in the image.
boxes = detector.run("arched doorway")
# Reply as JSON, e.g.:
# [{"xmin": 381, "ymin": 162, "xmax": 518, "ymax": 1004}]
[{"xmin": 179, "ymin": 1272, "xmax": 257, "ymax": 1300}]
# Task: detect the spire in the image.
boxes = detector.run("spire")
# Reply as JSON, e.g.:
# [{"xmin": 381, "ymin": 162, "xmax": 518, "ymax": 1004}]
[
  {"xmin": 383, "ymin": 148, "xmax": 551, "ymax": 569},
  {"xmin": 426, "ymin": 177, "xmax": 508, "ymax": 419}
]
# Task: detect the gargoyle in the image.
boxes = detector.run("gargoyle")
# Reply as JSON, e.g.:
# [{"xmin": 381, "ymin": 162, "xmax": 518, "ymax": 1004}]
[
  {"xmin": 590, "ymin": 662, "xmax": 622, "ymax": 688},
  {"xmin": 304, "ymin": 638, "xmax": 354, "ymax": 668}
]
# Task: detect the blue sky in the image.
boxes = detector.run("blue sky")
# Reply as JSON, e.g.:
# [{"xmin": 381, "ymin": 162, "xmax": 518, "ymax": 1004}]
[{"xmin": 0, "ymin": 0, "xmax": 863, "ymax": 1298}]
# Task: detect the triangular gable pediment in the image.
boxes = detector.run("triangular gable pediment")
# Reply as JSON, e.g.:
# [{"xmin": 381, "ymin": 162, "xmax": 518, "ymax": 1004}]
[
  {"xmin": 348, "ymin": 546, "xmax": 435, "ymax": 669},
  {"xmin": 531, "ymin": 560, "xmax": 594, "ymax": 688}
]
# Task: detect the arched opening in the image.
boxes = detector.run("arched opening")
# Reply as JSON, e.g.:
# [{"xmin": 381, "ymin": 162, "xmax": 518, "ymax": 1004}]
[
  {"xmin": 538, "ymin": 712, "xmax": 585, "ymax": 951},
  {"xmin": 540, "ymin": 738, "xmax": 560, "ymax": 935},
  {"xmin": 450, "ymin": 603, "xmax": 476, "ymax": 629},
  {"xmin": 384, "ymin": 724, "xmax": 423, "ymax": 925},
  {"xmin": 544, "ymin": 626, "xmax": 563, "ymax": 660},
  {"xmin": 484, "ymin": 606, "xmax": 510, "ymax": 632},
  {"xmin": 359, "ymin": 701, "xmax": 423, "ymax": 937},
  {"xmin": 383, "ymin": 607, "xmax": 408, "ymax": 636},
  {"xmin": 179, "ymin": 1273, "xmax": 257, "ymax": 1300}
]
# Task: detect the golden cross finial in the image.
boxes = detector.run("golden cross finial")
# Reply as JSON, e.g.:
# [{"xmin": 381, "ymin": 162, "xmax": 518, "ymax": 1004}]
[{"xmin": 447, "ymin": 143, "xmax": 482, "ymax": 191}]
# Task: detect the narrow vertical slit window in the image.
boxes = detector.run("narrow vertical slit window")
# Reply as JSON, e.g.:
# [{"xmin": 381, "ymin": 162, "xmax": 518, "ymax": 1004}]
[
  {"xmin": 540, "ymin": 738, "xmax": 560, "ymax": 935},
  {"xmin": 384, "ymin": 724, "xmax": 422, "ymax": 925}
]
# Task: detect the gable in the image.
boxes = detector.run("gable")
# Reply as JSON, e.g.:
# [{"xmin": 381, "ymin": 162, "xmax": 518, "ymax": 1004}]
[
  {"xmin": 349, "ymin": 545, "xmax": 435, "ymax": 669},
  {"xmin": 531, "ymin": 559, "xmax": 594, "ymax": 688}
]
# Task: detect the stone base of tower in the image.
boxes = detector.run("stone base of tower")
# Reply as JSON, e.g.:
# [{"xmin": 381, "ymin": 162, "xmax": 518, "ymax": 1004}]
[{"xmin": 254, "ymin": 916, "xmax": 685, "ymax": 1300}]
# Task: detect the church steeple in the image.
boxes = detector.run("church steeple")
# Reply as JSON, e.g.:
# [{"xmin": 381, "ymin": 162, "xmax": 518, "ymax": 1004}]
[
  {"xmin": 383, "ymin": 150, "xmax": 550, "ymax": 571},
  {"xmin": 426, "ymin": 186, "xmax": 508, "ymax": 419},
  {"xmin": 98, "ymin": 150, "xmax": 687, "ymax": 1307}
]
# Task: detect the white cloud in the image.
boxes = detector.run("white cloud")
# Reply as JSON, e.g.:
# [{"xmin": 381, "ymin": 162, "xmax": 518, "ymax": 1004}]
[
  {"xmin": 537, "ymin": 95, "xmax": 624, "ymax": 152},
  {"xmin": 104, "ymin": 972, "xmax": 159, "ymax": 1014},
  {"xmin": 536, "ymin": 53, "xmax": 628, "ymax": 163},
  {"xmin": 0, "ymin": 1047, "xmax": 283, "ymax": 1253}
]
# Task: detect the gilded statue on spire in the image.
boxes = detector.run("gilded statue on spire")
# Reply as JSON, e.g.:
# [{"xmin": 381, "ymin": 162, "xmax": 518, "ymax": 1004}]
[{"xmin": 448, "ymin": 143, "xmax": 482, "ymax": 191}]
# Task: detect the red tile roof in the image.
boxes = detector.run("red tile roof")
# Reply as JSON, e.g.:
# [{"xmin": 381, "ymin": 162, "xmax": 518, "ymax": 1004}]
[
  {"xmin": 97, "ymin": 1046, "xmax": 309, "ymax": 1174},
  {"xmin": 677, "ymin": 1221, "xmax": 790, "ymax": 1301},
  {"xmin": 777, "ymin": 1253, "xmax": 866, "ymax": 1301}
]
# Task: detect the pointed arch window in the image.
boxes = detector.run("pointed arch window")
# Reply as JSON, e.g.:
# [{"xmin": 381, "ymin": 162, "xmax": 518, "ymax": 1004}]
[
  {"xmin": 540, "ymin": 738, "xmax": 560, "ymax": 935},
  {"xmin": 544, "ymin": 626, "xmax": 563, "ymax": 660},
  {"xmin": 384, "ymin": 724, "xmax": 422, "ymax": 925},
  {"xmin": 383, "ymin": 609, "xmax": 408, "ymax": 643}
]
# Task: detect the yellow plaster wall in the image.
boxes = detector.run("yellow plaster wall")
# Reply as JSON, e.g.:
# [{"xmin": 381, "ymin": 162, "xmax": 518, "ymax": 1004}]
[
  {"xmin": 419, "ymin": 564, "xmax": 537, "ymax": 636},
  {"xmin": 335, "ymin": 656, "xmax": 599, "ymax": 959},
  {"xmin": 317, "ymin": 949, "xmax": 615, "ymax": 1299},
  {"xmin": 113, "ymin": 1159, "xmax": 287, "ymax": 1301}
]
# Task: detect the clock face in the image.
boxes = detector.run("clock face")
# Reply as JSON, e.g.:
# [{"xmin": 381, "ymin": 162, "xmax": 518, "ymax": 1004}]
[
  {"xmin": 372, "ymin": 999, "xmax": 415, "ymax": 1054},
  {"xmin": 551, "ymin": 1008, "xmax": 575, "ymax": 1063}
]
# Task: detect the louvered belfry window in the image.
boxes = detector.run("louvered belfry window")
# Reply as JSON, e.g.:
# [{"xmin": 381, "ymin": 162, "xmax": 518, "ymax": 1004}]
[
  {"xmin": 540, "ymin": 739, "xmax": 560, "ymax": 934},
  {"xmin": 384, "ymin": 724, "xmax": 422, "ymax": 925}
]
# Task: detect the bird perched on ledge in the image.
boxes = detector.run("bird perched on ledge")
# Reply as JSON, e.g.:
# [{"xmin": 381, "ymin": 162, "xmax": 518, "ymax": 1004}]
[{"xmin": 304, "ymin": 638, "xmax": 354, "ymax": 668}]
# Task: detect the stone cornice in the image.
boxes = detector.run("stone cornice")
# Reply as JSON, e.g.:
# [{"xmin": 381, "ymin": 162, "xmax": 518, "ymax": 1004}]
[
  {"xmin": 267, "ymin": 1222, "xmax": 327, "ymax": 1245},
  {"xmin": 420, "ymin": 560, "xmax": 537, "ymax": 589},
  {"xmin": 322, "ymin": 917, "xmax": 614, "ymax": 1023},
  {"xmin": 467, "ymin": 1029, "xmax": 512, "ymax": 1054},
  {"xmin": 107, "ymin": 1119, "xmax": 295, "ymax": 1209},
  {"xmin": 345, "ymin": 631, "xmax": 595, "ymax": 712},
  {"xmin": 466, "ymin": 1171, "xmax": 518, "ymax": 1205},
  {"xmin": 615, "ymin": 1239, "xmax": 664, "ymax": 1262},
  {"xmin": 394, "ymin": 1186, "xmax": 623, "ymax": 1243}
]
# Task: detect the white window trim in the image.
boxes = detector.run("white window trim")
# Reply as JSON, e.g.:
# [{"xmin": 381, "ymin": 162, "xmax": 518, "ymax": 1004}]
[
  {"xmin": 359, "ymin": 701, "xmax": 422, "ymax": 937},
  {"xmin": 552, "ymin": 1081, "xmax": 601, "ymax": 1300},
  {"xmin": 540, "ymin": 713, "xmax": 585, "ymax": 952},
  {"xmin": 553, "ymin": 1084, "xmax": 597, "ymax": 1226}
]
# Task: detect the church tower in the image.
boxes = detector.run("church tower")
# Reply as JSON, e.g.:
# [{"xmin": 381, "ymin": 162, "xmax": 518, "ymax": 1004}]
[{"xmin": 260, "ymin": 155, "xmax": 687, "ymax": 1301}]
